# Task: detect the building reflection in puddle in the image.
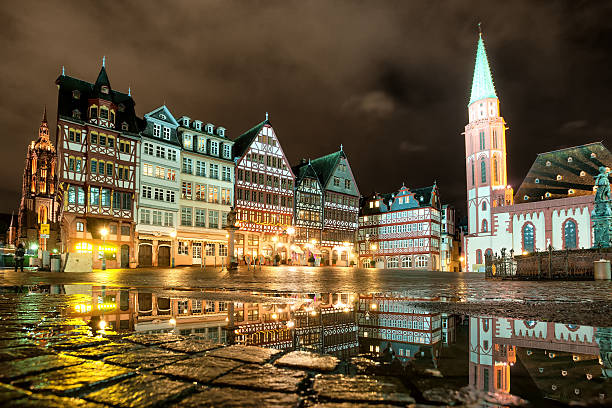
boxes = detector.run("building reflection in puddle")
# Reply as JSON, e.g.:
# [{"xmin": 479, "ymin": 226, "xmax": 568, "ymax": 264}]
[{"xmin": 47, "ymin": 285, "xmax": 611, "ymax": 404}]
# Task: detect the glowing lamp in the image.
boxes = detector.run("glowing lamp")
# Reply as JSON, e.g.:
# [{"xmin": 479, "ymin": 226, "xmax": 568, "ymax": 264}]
[
  {"xmin": 286, "ymin": 321, "xmax": 295, "ymax": 328},
  {"xmin": 99, "ymin": 320, "xmax": 107, "ymax": 330},
  {"xmin": 169, "ymin": 318, "xmax": 176, "ymax": 325},
  {"xmin": 170, "ymin": 230, "xmax": 177, "ymax": 238},
  {"xmin": 370, "ymin": 303, "xmax": 377, "ymax": 310},
  {"xmin": 100, "ymin": 228, "xmax": 108, "ymax": 238},
  {"xmin": 286, "ymin": 227, "xmax": 295, "ymax": 235},
  {"xmin": 271, "ymin": 313, "xmax": 278, "ymax": 320}
]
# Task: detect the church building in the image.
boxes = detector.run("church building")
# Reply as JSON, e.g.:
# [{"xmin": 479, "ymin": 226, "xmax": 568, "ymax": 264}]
[
  {"xmin": 17, "ymin": 109, "xmax": 62, "ymax": 252},
  {"xmin": 463, "ymin": 31, "xmax": 612, "ymax": 272}
]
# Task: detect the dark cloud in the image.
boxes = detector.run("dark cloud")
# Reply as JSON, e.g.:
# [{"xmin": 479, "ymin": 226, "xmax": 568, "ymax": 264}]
[{"xmin": 1, "ymin": 0, "xmax": 612, "ymax": 218}]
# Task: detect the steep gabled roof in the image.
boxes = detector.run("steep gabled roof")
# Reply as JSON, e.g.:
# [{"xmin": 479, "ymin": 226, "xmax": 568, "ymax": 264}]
[
  {"xmin": 292, "ymin": 160, "xmax": 321, "ymax": 186},
  {"xmin": 514, "ymin": 142, "xmax": 611, "ymax": 204},
  {"xmin": 310, "ymin": 150, "xmax": 344, "ymax": 186},
  {"xmin": 232, "ymin": 119, "xmax": 269, "ymax": 159},
  {"xmin": 359, "ymin": 183, "xmax": 439, "ymax": 216},
  {"xmin": 469, "ymin": 33, "xmax": 497, "ymax": 105}
]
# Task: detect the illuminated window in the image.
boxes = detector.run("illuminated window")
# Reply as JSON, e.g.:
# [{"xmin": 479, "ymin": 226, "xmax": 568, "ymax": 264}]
[
  {"xmin": 100, "ymin": 106, "xmax": 109, "ymax": 120},
  {"xmin": 522, "ymin": 223, "xmax": 535, "ymax": 253},
  {"xmin": 556, "ymin": 174, "xmax": 562, "ymax": 181},
  {"xmin": 493, "ymin": 156, "xmax": 499, "ymax": 183},
  {"xmin": 564, "ymin": 220, "xmax": 577, "ymax": 249},
  {"xmin": 481, "ymin": 219, "xmax": 488, "ymax": 233}
]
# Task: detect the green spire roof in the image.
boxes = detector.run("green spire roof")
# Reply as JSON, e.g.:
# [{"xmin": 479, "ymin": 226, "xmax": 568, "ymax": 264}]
[{"xmin": 469, "ymin": 34, "xmax": 497, "ymax": 105}]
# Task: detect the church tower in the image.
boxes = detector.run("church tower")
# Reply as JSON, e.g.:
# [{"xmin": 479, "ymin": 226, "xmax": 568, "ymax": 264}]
[
  {"xmin": 17, "ymin": 108, "xmax": 62, "ymax": 252},
  {"xmin": 464, "ymin": 29, "xmax": 511, "ymax": 242}
]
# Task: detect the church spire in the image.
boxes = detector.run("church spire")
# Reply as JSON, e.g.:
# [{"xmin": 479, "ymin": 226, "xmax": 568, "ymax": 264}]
[{"xmin": 469, "ymin": 28, "xmax": 497, "ymax": 106}]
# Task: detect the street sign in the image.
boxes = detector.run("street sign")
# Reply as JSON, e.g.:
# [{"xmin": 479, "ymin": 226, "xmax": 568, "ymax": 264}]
[{"xmin": 40, "ymin": 224, "xmax": 50, "ymax": 239}]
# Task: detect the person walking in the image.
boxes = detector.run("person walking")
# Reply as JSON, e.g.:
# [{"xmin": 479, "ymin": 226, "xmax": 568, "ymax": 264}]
[{"xmin": 14, "ymin": 243, "xmax": 25, "ymax": 272}]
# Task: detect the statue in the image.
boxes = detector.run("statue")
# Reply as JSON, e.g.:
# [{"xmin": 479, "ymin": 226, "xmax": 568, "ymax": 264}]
[
  {"xmin": 592, "ymin": 166, "xmax": 611, "ymax": 248},
  {"xmin": 226, "ymin": 206, "xmax": 238, "ymax": 229}
]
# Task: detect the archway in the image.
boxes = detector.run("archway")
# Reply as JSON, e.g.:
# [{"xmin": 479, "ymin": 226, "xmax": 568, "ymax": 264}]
[
  {"xmin": 158, "ymin": 246, "xmax": 170, "ymax": 267},
  {"xmin": 138, "ymin": 244, "xmax": 152, "ymax": 266}
]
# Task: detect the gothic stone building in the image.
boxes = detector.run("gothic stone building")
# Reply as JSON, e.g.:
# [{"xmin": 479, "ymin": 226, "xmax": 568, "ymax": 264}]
[
  {"xmin": 55, "ymin": 64, "xmax": 141, "ymax": 268},
  {"xmin": 463, "ymin": 32, "xmax": 612, "ymax": 271},
  {"xmin": 17, "ymin": 110, "xmax": 62, "ymax": 252}
]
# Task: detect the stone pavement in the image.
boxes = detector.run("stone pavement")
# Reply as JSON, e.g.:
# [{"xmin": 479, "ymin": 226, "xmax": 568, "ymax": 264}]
[{"xmin": 0, "ymin": 292, "xmax": 533, "ymax": 408}]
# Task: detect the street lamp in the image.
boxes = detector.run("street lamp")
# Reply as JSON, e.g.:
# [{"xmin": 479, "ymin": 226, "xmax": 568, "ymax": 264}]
[
  {"xmin": 170, "ymin": 230, "xmax": 177, "ymax": 268},
  {"xmin": 100, "ymin": 228, "xmax": 108, "ymax": 270}
]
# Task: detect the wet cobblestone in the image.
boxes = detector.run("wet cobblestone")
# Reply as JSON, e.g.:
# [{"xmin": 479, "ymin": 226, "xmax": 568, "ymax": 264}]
[
  {"xmin": 83, "ymin": 374, "xmax": 194, "ymax": 407},
  {"xmin": 213, "ymin": 363, "xmax": 308, "ymax": 393},
  {"xmin": 173, "ymin": 387, "xmax": 301, "ymax": 408},
  {"xmin": 155, "ymin": 355, "xmax": 242, "ymax": 383},
  {"xmin": 102, "ymin": 347, "xmax": 187, "ymax": 370},
  {"xmin": 275, "ymin": 350, "xmax": 340, "ymax": 372},
  {"xmin": 206, "ymin": 344, "xmax": 282, "ymax": 363}
]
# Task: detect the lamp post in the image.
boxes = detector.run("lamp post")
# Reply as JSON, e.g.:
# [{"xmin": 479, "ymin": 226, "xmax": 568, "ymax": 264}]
[
  {"xmin": 100, "ymin": 228, "xmax": 108, "ymax": 270},
  {"xmin": 170, "ymin": 230, "xmax": 177, "ymax": 268}
]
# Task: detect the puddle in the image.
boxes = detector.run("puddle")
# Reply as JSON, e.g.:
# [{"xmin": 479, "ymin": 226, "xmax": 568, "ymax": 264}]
[{"xmin": 0, "ymin": 284, "xmax": 610, "ymax": 406}]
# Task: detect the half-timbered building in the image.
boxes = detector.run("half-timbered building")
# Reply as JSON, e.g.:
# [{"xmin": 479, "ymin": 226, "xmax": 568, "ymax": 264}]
[
  {"xmin": 291, "ymin": 159, "xmax": 323, "ymax": 263},
  {"xmin": 232, "ymin": 116, "xmax": 295, "ymax": 263},
  {"xmin": 135, "ymin": 106, "xmax": 181, "ymax": 267},
  {"xmin": 55, "ymin": 63, "xmax": 141, "ymax": 268},
  {"xmin": 358, "ymin": 183, "xmax": 442, "ymax": 270},
  {"xmin": 310, "ymin": 148, "xmax": 360, "ymax": 266},
  {"xmin": 17, "ymin": 109, "xmax": 62, "ymax": 252},
  {"xmin": 357, "ymin": 294, "xmax": 442, "ymax": 363},
  {"xmin": 175, "ymin": 115, "xmax": 234, "ymax": 266}
]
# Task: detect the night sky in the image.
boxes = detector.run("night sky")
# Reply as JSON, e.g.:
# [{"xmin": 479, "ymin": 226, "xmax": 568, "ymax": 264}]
[{"xmin": 1, "ymin": 1, "xmax": 611, "ymax": 216}]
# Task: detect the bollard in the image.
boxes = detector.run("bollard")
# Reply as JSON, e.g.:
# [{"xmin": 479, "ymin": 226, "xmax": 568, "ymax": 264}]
[{"xmin": 594, "ymin": 259, "xmax": 611, "ymax": 280}]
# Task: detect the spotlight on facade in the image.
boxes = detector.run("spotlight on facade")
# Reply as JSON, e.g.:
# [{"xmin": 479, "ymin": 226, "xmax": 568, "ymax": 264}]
[{"xmin": 271, "ymin": 313, "xmax": 278, "ymax": 320}]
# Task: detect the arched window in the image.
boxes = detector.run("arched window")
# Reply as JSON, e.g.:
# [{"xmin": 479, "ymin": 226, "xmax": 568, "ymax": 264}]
[
  {"xmin": 481, "ymin": 160, "xmax": 487, "ymax": 184},
  {"xmin": 38, "ymin": 205, "xmax": 48, "ymax": 224},
  {"xmin": 401, "ymin": 257, "xmax": 412, "ymax": 268},
  {"xmin": 522, "ymin": 223, "xmax": 535, "ymax": 253},
  {"xmin": 482, "ymin": 219, "xmax": 488, "ymax": 232},
  {"xmin": 493, "ymin": 156, "xmax": 499, "ymax": 183},
  {"xmin": 476, "ymin": 249, "xmax": 483, "ymax": 264},
  {"xmin": 564, "ymin": 220, "xmax": 577, "ymax": 249},
  {"xmin": 471, "ymin": 161, "xmax": 475, "ymax": 186},
  {"xmin": 482, "ymin": 201, "xmax": 487, "ymax": 211},
  {"xmin": 387, "ymin": 257, "xmax": 398, "ymax": 268},
  {"xmin": 485, "ymin": 248, "xmax": 493, "ymax": 259}
]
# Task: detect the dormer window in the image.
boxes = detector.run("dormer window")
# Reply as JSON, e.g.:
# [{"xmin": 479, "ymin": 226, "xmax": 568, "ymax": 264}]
[
  {"xmin": 217, "ymin": 127, "xmax": 225, "ymax": 137},
  {"xmin": 210, "ymin": 141, "xmax": 219, "ymax": 156},
  {"xmin": 110, "ymin": 110, "xmax": 115, "ymax": 124},
  {"xmin": 153, "ymin": 123, "xmax": 161, "ymax": 137},
  {"xmin": 159, "ymin": 113, "xmax": 166, "ymax": 120},
  {"xmin": 206, "ymin": 124, "xmax": 214, "ymax": 134},
  {"xmin": 194, "ymin": 121, "xmax": 202, "ymax": 131},
  {"xmin": 72, "ymin": 109, "xmax": 81, "ymax": 119},
  {"xmin": 545, "ymin": 192, "xmax": 551, "ymax": 198},
  {"xmin": 556, "ymin": 174, "xmax": 562, "ymax": 181},
  {"xmin": 369, "ymin": 202, "xmax": 373, "ymax": 208},
  {"xmin": 182, "ymin": 117, "xmax": 190, "ymax": 127},
  {"xmin": 121, "ymin": 122, "xmax": 128, "ymax": 131},
  {"xmin": 590, "ymin": 152, "xmax": 597, "ymax": 158},
  {"xmin": 163, "ymin": 127, "xmax": 171, "ymax": 140},
  {"xmin": 535, "ymin": 178, "xmax": 540, "ymax": 184},
  {"xmin": 100, "ymin": 106, "xmax": 109, "ymax": 120},
  {"xmin": 545, "ymin": 161, "xmax": 551, "ymax": 167},
  {"xmin": 72, "ymin": 90, "xmax": 80, "ymax": 99},
  {"xmin": 101, "ymin": 85, "xmax": 109, "ymax": 94},
  {"xmin": 89, "ymin": 105, "xmax": 98, "ymax": 119},
  {"xmin": 567, "ymin": 157, "xmax": 573, "ymax": 163},
  {"xmin": 375, "ymin": 201, "xmax": 379, "ymax": 208},
  {"xmin": 568, "ymin": 189, "xmax": 575, "ymax": 195},
  {"xmin": 523, "ymin": 195, "xmax": 529, "ymax": 201},
  {"xmin": 580, "ymin": 171, "xmax": 586, "ymax": 177},
  {"xmin": 183, "ymin": 134, "xmax": 193, "ymax": 149}
]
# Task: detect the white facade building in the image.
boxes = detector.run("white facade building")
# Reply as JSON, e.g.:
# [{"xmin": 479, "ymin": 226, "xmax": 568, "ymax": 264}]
[{"xmin": 136, "ymin": 106, "xmax": 181, "ymax": 266}]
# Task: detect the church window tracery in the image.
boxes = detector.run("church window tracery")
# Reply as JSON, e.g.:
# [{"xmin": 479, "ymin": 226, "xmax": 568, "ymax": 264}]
[
  {"xmin": 522, "ymin": 223, "xmax": 535, "ymax": 253},
  {"xmin": 563, "ymin": 220, "xmax": 577, "ymax": 249},
  {"xmin": 480, "ymin": 160, "xmax": 486, "ymax": 183}
]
